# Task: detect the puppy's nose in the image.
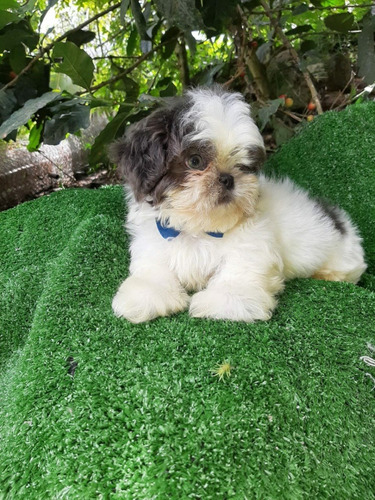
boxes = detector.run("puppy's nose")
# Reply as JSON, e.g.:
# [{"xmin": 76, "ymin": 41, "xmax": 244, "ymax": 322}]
[{"xmin": 219, "ymin": 173, "xmax": 234, "ymax": 190}]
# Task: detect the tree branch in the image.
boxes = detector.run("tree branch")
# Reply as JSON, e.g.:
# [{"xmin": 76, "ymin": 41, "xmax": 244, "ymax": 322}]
[
  {"xmin": 235, "ymin": 5, "xmax": 270, "ymax": 101},
  {"xmin": 2, "ymin": 1, "xmax": 122, "ymax": 92},
  {"xmin": 92, "ymin": 55, "xmax": 139, "ymax": 60},
  {"xmin": 260, "ymin": 0, "xmax": 323, "ymax": 114},
  {"xmin": 253, "ymin": 3, "xmax": 374, "ymax": 14}
]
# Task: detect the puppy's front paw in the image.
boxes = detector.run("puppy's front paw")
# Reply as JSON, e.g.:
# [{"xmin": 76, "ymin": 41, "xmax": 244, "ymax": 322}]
[
  {"xmin": 112, "ymin": 275, "xmax": 189, "ymax": 323},
  {"xmin": 189, "ymin": 289, "xmax": 274, "ymax": 322}
]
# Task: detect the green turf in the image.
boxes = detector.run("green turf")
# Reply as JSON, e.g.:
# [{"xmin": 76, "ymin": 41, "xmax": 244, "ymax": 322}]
[{"xmin": 1, "ymin": 103, "xmax": 375, "ymax": 499}]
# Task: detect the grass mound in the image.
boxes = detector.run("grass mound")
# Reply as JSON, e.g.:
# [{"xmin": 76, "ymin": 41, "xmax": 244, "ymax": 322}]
[{"xmin": 1, "ymin": 103, "xmax": 374, "ymax": 499}]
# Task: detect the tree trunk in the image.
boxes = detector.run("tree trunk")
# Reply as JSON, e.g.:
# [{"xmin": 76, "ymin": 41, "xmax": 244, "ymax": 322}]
[{"xmin": 0, "ymin": 114, "xmax": 108, "ymax": 211}]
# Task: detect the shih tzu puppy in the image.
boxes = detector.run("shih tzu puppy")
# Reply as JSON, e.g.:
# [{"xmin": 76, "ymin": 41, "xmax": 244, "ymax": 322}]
[{"xmin": 110, "ymin": 86, "xmax": 366, "ymax": 323}]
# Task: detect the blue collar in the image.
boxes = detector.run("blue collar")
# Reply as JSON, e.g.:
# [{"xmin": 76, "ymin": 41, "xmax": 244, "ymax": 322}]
[{"xmin": 156, "ymin": 219, "xmax": 224, "ymax": 240}]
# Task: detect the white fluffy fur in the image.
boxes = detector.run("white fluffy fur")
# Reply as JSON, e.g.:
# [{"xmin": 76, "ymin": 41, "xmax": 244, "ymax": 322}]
[
  {"xmin": 181, "ymin": 88, "xmax": 264, "ymax": 154},
  {"xmin": 112, "ymin": 89, "xmax": 366, "ymax": 323},
  {"xmin": 112, "ymin": 177, "xmax": 366, "ymax": 323}
]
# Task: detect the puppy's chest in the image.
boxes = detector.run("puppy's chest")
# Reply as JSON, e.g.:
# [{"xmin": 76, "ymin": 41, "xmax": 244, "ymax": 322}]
[{"xmin": 167, "ymin": 236, "xmax": 223, "ymax": 290}]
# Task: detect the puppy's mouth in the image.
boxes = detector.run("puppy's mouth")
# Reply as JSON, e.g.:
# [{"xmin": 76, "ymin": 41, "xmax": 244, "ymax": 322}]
[{"xmin": 217, "ymin": 189, "xmax": 234, "ymax": 205}]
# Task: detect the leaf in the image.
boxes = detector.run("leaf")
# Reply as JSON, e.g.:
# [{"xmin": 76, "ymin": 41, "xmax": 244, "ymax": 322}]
[
  {"xmin": 111, "ymin": 75, "xmax": 140, "ymax": 102},
  {"xmin": 159, "ymin": 81, "xmax": 177, "ymax": 97},
  {"xmin": 161, "ymin": 38, "xmax": 177, "ymax": 59},
  {"xmin": 161, "ymin": 26, "xmax": 180, "ymax": 43},
  {"xmin": 48, "ymin": 97, "xmax": 86, "ymax": 114},
  {"xmin": 120, "ymin": 0, "xmax": 131, "ymax": 25},
  {"xmin": 256, "ymin": 41, "xmax": 272, "ymax": 64},
  {"xmin": 0, "ymin": 26, "xmax": 39, "ymax": 51},
  {"xmin": 193, "ymin": 61, "xmax": 224, "ymax": 86},
  {"xmin": 66, "ymin": 29, "xmax": 95, "ymax": 47},
  {"xmin": 324, "ymin": 13, "xmax": 354, "ymax": 33},
  {"xmin": 285, "ymin": 24, "xmax": 312, "ymax": 36},
  {"xmin": 321, "ymin": 0, "xmax": 349, "ymax": 6},
  {"xmin": 138, "ymin": 94, "xmax": 161, "ymax": 105},
  {"xmin": 89, "ymin": 109, "xmax": 131, "ymax": 166},
  {"xmin": 0, "ymin": 89, "xmax": 17, "ymax": 123},
  {"xmin": 258, "ymin": 98, "xmax": 284, "ymax": 131},
  {"xmin": 271, "ymin": 117, "xmax": 294, "ymax": 146},
  {"xmin": 241, "ymin": 0, "xmax": 261, "ymax": 10},
  {"xmin": 43, "ymin": 103, "xmax": 90, "ymax": 145},
  {"xmin": 130, "ymin": 0, "xmax": 152, "ymax": 54},
  {"xmin": 122, "ymin": 76, "xmax": 140, "ymax": 102},
  {"xmin": 89, "ymin": 105, "xmax": 156, "ymax": 166},
  {"xmin": 154, "ymin": 0, "xmax": 203, "ymax": 32},
  {"xmin": 200, "ymin": 0, "xmax": 237, "ymax": 37},
  {"xmin": 161, "ymin": 26, "xmax": 180, "ymax": 60},
  {"xmin": 53, "ymin": 41, "xmax": 94, "ymax": 90},
  {"xmin": 0, "ymin": 91, "xmax": 61, "ymax": 139},
  {"xmin": 358, "ymin": 13, "xmax": 375, "ymax": 85},
  {"xmin": 13, "ymin": 59, "xmax": 51, "ymax": 104},
  {"xmin": 126, "ymin": 26, "xmax": 138, "ymax": 56},
  {"xmin": 0, "ymin": 18, "xmax": 39, "ymax": 49},
  {"xmin": 0, "ymin": 10, "xmax": 20, "ymax": 29},
  {"xmin": 9, "ymin": 44, "xmax": 26, "ymax": 73},
  {"xmin": 300, "ymin": 40, "xmax": 317, "ymax": 53},
  {"xmin": 49, "ymin": 72, "xmax": 82, "ymax": 94},
  {"xmin": 184, "ymin": 31, "xmax": 196, "ymax": 57},
  {"xmin": 88, "ymin": 97, "xmax": 113, "ymax": 109},
  {"xmin": 291, "ymin": 4, "xmax": 309, "ymax": 16},
  {"xmin": 0, "ymin": 0, "xmax": 20, "ymax": 8},
  {"xmin": 27, "ymin": 121, "xmax": 43, "ymax": 152}
]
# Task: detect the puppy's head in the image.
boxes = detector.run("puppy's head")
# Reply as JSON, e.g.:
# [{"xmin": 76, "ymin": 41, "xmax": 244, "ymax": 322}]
[{"xmin": 111, "ymin": 87, "xmax": 266, "ymax": 233}]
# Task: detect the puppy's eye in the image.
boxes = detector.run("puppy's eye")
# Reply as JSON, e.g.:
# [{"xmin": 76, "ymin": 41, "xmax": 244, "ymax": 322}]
[
  {"xmin": 187, "ymin": 154, "xmax": 205, "ymax": 170},
  {"xmin": 237, "ymin": 164, "xmax": 257, "ymax": 174}
]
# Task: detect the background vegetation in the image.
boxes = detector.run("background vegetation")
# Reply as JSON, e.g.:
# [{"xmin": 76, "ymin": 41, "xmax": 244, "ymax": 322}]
[{"xmin": 0, "ymin": 0, "xmax": 374, "ymax": 168}]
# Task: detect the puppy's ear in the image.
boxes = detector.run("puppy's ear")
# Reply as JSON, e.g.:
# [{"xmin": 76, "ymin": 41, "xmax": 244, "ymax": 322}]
[
  {"xmin": 109, "ymin": 106, "xmax": 178, "ymax": 201},
  {"xmin": 248, "ymin": 145, "xmax": 267, "ymax": 173}
]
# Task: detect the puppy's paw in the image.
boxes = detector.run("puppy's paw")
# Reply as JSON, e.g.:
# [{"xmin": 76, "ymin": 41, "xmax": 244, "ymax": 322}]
[
  {"xmin": 189, "ymin": 289, "xmax": 274, "ymax": 322},
  {"xmin": 112, "ymin": 276, "xmax": 189, "ymax": 323}
]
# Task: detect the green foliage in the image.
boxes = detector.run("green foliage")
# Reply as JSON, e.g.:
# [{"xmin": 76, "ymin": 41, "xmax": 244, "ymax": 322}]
[
  {"xmin": 324, "ymin": 12, "xmax": 355, "ymax": 32},
  {"xmin": 43, "ymin": 97, "xmax": 90, "ymax": 145},
  {"xmin": 258, "ymin": 98, "xmax": 284, "ymax": 131},
  {"xmin": 130, "ymin": 0, "xmax": 152, "ymax": 52},
  {"xmin": 0, "ymin": 0, "xmax": 374, "ymax": 163},
  {"xmin": 0, "ymin": 90, "xmax": 61, "ymax": 139},
  {"xmin": 89, "ymin": 107, "xmax": 131, "ymax": 166},
  {"xmin": 0, "ymin": 11, "xmax": 20, "ymax": 30},
  {"xmin": 66, "ymin": 29, "xmax": 96, "ymax": 47},
  {"xmin": 52, "ymin": 41, "xmax": 94, "ymax": 90},
  {"xmin": 155, "ymin": 0, "xmax": 203, "ymax": 31}
]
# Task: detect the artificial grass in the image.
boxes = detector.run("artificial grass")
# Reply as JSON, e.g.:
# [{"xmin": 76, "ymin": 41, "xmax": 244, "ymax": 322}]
[
  {"xmin": 265, "ymin": 102, "xmax": 375, "ymax": 278},
  {"xmin": 1, "ymin": 103, "xmax": 375, "ymax": 499}
]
